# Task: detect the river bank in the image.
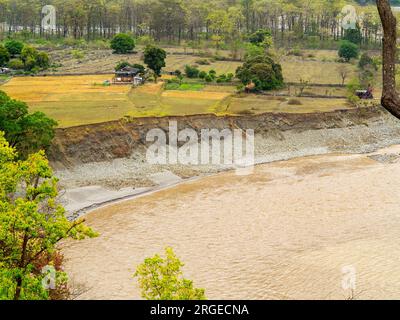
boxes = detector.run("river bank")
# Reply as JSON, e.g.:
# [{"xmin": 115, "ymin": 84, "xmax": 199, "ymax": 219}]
[{"xmin": 52, "ymin": 106, "xmax": 400, "ymax": 216}]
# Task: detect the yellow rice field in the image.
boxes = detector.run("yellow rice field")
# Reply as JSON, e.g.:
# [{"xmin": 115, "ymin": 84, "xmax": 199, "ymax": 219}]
[{"xmin": 1, "ymin": 75, "xmax": 354, "ymax": 128}]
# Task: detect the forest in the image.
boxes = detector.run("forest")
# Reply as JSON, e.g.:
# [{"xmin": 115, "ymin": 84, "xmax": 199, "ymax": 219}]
[{"xmin": 0, "ymin": 0, "xmax": 393, "ymax": 49}]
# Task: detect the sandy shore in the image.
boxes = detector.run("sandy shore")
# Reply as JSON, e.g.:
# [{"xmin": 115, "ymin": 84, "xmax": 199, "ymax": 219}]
[{"xmin": 62, "ymin": 144, "xmax": 400, "ymax": 300}]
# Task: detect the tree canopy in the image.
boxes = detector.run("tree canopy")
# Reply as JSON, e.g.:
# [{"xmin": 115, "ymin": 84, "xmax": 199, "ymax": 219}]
[
  {"xmin": 0, "ymin": 91, "xmax": 57, "ymax": 159},
  {"xmin": 0, "ymin": 132, "xmax": 97, "ymax": 300}
]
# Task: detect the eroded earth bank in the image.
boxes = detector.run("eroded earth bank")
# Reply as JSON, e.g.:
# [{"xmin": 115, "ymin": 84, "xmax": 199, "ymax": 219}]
[{"xmin": 50, "ymin": 105, "xmax": 400, "ymax": 215}]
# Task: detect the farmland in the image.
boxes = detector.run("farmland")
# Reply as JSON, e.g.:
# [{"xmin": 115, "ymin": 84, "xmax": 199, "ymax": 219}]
[
  {"xmin": 0, "ymin": 47, "xmax": 377, "ymax": 128},
  {"xmin": 1, "ymin": 73, "xmax": 354, "ymax": 128}
]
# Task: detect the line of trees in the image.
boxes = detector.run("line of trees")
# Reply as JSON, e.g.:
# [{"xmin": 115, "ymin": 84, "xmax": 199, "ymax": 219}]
[{"xmin": 0, "ymin": 0, "xmax": 386, "ymax": 48}]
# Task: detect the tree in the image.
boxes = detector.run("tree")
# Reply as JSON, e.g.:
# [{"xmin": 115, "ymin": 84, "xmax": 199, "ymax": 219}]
[
  {"xmin": 134, "ymin": 247, "xmax": 206, "ymax": 300},
  {"xmin": 248, "ymin": 29, "xmax": 273, "ymax": 48},
  {"xmin": 0, "ymin": 91, "xmax": 57, "ymax": 159},
  {"xmin": 0, "ymin": 45, "xmax": 10, "ymax": 67},
  {"xmin": 338, "ymin": 40, "xmax": 360, "ymax": 62},
  {"xmin": 144, "ymin": 45, "xmax": 167, "ymax": 83},
  {"xmin": 0, "ymin": 132, "xmax": 97, "ymax": 300},
  {"xmin": 236, "ymin": 53, "xmax": 284, "ymax": 91},
  {"xmin": 4, "ymin": 40, "xmax": 24, "ymax": 56},
  {"xmin": 185, "ymin": 65, "xmax": 200, "ymax": 78},
  {"xmin": 376, "ymin": 0, "xmax": 400, "ymax": 118},
  {"xmin": 20, "ymin": 46, "xmax": 50, "ymax": 72},
  {"xmin": 110, "ymin": 33, "xmax": 136, "ymax": 54},
  {"xmin": 337, "ymin": 65, "xmax": 352, "ymax": 85}
]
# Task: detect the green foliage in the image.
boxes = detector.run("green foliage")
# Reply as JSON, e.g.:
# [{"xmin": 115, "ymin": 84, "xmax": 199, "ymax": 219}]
[
  {"xmin": 110, "ymin": 33, "xmax": 136, "ymax": 54},
  {"xmin": 346, "ymin": 77, "xmax": 362, "ymax": 106},
  {"xmin": 343, "ymin": 25, "xmax": 362, "ymax": 45},
  {"xmin": 8, "ymin": 58, "xmax": 24, "ymax": 70},
  {"xmin": 0, "ymin": 91, "xmax": 57, "ymax": 158},
  {"xmin": 115, "ymin": 61, "xmax": 131, "ymax": 71},
  {"xmin": 184, "ymin": 65, "xmax": 200, "ymax": 78},
  {"xmin": 0, "ymin": 45, "xmax": 10, "ymax": 66},
  {"xmin": 198, "ymin": 71, "xmax": 207, "ymax": 79},
  {"xmin": 0, "ymin": 132, "xmax": 97, "ymax": 300},
  {"xmin": 358, "ymin": 52, "xmax": 377, "ymax": 70},
  {"xmin": 338, "ymin": 41, "xmax": 359, "ymax": 62},
  {"xmin": 248, "ymin": 29, "xmax": 273, "ymax": 48},
  {"xmin": 20, "ymin": 46, "xmax": 50, "ymax": 71},
  {"xmin": 71, "ymin": 49, "xmax": 85, "ymax": 59},
  {"xmin": 205, "ymin": 74, "xmax": 213, "ymax": 82},
  {"xmin": 4, "ymin": 40, "xmax": 24, "ymax": 56},
  {"xmin": 134, "ymin": 247, "xmax": 206, "ymax": 300},
  {"xmin": 236, "ymin": 53, "xmax": 284, "ymax": 91},
  {"xmin": 144, "ymin": 45, "xmax": 167, "ymax": 81}
]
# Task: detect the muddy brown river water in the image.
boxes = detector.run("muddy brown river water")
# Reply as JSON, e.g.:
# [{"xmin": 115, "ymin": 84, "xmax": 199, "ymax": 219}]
[{"xmin": 62, "ymin": 146, "xmax": 400, "ymax": 300}]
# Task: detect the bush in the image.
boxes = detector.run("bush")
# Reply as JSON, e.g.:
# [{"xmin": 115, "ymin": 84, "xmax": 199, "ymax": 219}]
[
  {"xmin": 4, "ymin": 40, "xmax": 24, "ymax": 56},
  {"xmin": 195, "ymin": 58, "xmax": 210, "ymax": 65},
  {"xmin": 358, "ymin": 53, "xmax": 377, "ymax": 70},
  {"xmin": 7, "ymin": 58, "xmax": 24, "ymax": 70},
  {"xmin": 185, "ymin": 65, "xmax": 200, "ymax": 78},
  {"xmin": 71, "ymin": 49, "xmax": 85, "ymax": 59},
  {"xmin": 0, "ymin": 45, "xmax": 10, "ymax": 66},
  {"xmin": 208, "ymin": 69, "xmax": 217, "ymax": 79},
  {"xmin": 205, "ymin": 74, "xmax": 213, "ymax": 82},
  {"xmin": 20, "ymin": 46, "xmax": 50, "ymax": 71},
  {"xmin": 338, "ymin": 41, "xmax": 359, "ymax": 62},
  {"xmin": 110, "ymin": 33, "xmax": 136, "ymax": 54},
  {"xmin": 199, "ymin": 71, "xmax": 207, "ymax": 79}
]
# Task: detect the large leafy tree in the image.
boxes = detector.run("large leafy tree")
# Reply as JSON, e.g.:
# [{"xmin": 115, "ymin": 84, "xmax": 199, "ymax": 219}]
[
  {"xmin": 236, "ymin": 53, "xmax": 284, "ymax": 91},
  {"xmin": 110, "ymin": 33, "xmax": 136, "ymax": 54},
  {"xmin": 134, "ymin": 247, "xmax": 206, "ymax": 300},
  {"xmin": 0, "ymin": 91, "xmax": 57, "ymax": 159},
  {"xmin": 144, "ymin": 45, "xmax": 167, "ymax": 83},
  {"xmin": 0, "ymin": 132, "xmax": 97, "ymax": 300}
]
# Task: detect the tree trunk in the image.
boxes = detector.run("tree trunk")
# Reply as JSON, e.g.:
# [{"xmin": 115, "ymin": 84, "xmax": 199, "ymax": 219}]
[{"xmin": 376, "ymin": 0, "xmax": 400, "ymax": 118}]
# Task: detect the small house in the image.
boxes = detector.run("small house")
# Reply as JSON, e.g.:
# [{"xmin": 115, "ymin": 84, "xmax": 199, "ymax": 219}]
[{"xmin": 113, "ymin": 66, "xmax": 141, "ymax": 84}]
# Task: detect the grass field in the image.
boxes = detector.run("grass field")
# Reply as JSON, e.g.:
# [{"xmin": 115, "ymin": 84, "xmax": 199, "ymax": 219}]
[{"xmin": 0, "ymin": 74, "xmax": 355, "ymax": 128}]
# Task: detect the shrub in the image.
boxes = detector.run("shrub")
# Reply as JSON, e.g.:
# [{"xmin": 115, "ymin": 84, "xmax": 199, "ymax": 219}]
[
  {"xmin": 185, "ymin": 65, "xmax": 200, "ymax": 78},
  {"xmin": 205, "ymin": 74, "xmax": 213, "ymax": 82},
  {"xmin": 199, "ymin": 71, "xmax": 207, "ymax": 79},
  {"xmin": 4, "ymin": 40, "xmax": 24, "ymax": 56},
  {"xmin": 7, "ymin": 58, "xmax": 24, "ymax": 69},
  {"xmin": 287, "ymin": 48, "xmax": 303, "ymax": 57},
  {"xmin": 0, "ymin": 45, "xmax": 10, "ymax": 66},
  {"xmin": 110, "ymin": 33, "xmax": 136, "ymax": 54},
  {"xmin": 71, "ymin": 49, "xmax": 85, "ymax": 59},
  {"xmin": 195, "ymin": 58, "xmax": 210, "ymax": 65},
  {"xmin": 208, "ymin": 69, "xmax": 217, "ymax": 79},
  {"xmin": 338, "ymin": 41, "xmax": 359, "ymax": 62},
  {"xmin": 358, "ymin": 53, "xmax": 377, "ymax": 70}
]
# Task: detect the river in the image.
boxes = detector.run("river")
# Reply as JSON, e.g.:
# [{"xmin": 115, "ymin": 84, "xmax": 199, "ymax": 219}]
[{"xmin": 62, "ymin": 145, "xmax": 400, "ymax": 300}]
